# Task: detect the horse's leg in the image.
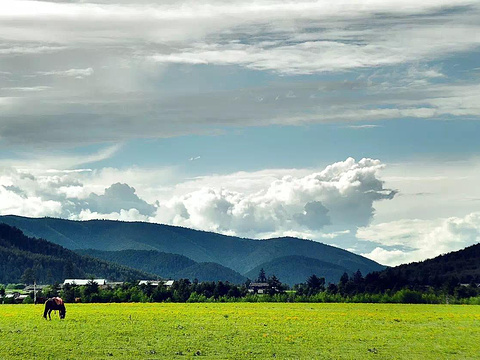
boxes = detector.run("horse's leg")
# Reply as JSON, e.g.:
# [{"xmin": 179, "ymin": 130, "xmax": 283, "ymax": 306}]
[
  {"xmin": 43, "ymin": 306, "xmax": 48, "ymax": 319},
  {"xmin": 48, "ymin": 309, "xmax": 52, "ymax": 320}
]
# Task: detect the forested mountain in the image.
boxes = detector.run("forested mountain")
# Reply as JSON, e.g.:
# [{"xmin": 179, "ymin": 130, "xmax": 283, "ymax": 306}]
[
  {"xmin": 0, "ymin": 224, "xmax": 155, "ymax": 284},
  {"xmin": 76, "ymin": 249, "xmax": 196, "ymax": 278},
  {"xmin": 76, "ymin": 249, "xmax": 246, "ymax": 283},
  {"xmin": 0, "ymin": 216, "xmax": 384, "ymax": 283},
  {"xmin": 173, "ymin": 263, "xmax": 246, "ymax": 283},
  {"xmin": 366, "ymin": 243, "xmax": 480, "ymax": 290},
  {"xmin": 245, "ymin": 255, "xmax": 351, "ymax": 285}
]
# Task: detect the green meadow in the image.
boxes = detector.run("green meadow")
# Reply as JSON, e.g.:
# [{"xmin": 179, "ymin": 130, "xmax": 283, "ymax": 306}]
[{"xmin": 0, "ymin": 303, "xmax": 479, "ymax": 359}]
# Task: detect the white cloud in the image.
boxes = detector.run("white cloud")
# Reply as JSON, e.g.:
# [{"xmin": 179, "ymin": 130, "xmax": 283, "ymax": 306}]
[
  {"xmin": 0, "ymin": 0, "xmax": 480, "ymax": 147},
  {"xmin": 374, "ymin": 158, "xmax": 480, "ymax": 223},
  {"xmin": 0, "ymin": 184, "xmax": 62, "ymax": 217},
  {"xmin": 0, "ymin": 157, "xmax": 394, "ymax": 238},
  {"xmin": 1, "ymin": 86, "xmax": 51, "ymax": 92},
  {"xmin": 74, "ymin": 208, "xmax": 150, "ymax": 222},
  {"xmin": 84, "ymin": 182, "xmax": 157, "ymax": 216},
  {"xmin": 152, "ymin": 157, "xmax": 395, "ymax": 236},
  {"xmin": 2, "ymin": 155, "xmax": 480, "ymax": 265},
  {"xmin": 36, "ymin": 67, "xmax": 94, "ymax": 79},
  {"xmin": 343, "ymin": 124, "xmax": 381, "ymax": 129},
  {"xmin": 360, "ymin": 212, "xmax": 480, "ymax": 265},
  {"xmin": 0, "ymin": 144, "xmax": 122, "ymax": 170},
  {"xmin": 150, "ymin": 23, "xmax": 480, "ymax": 74},
  {"xmin": 0, "ymin": 1, "xmax": 478, "ymax": 146}
]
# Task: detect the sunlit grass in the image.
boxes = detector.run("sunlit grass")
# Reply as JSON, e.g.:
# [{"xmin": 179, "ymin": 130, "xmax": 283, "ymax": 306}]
[{"xmin": 0, "ymin": 303, "xmax": 479, "ymax": 359}]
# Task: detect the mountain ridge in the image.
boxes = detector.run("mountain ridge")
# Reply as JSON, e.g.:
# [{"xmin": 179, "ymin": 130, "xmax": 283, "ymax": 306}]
[
  {"xmin": 75, "ymin": 249, "xmax": 247, "ymax": 283},
  {"xmin": 0, "ymin": 215, "xmax": 385, "ymax": 283}
]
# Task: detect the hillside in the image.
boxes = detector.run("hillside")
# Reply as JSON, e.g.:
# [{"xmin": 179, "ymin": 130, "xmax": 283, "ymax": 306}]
[
  {"xmin": 360, "ymin": 243, "xmax": 480, "ymax": 292},
  {"xmin": 174, "ymin": 262, "xmax": 246, "ymax": 283},
  {"xmin": 0, "ymin": 215, "xmax": 385, "ymax": 283},
  {"xmin": 0, "ymin": 224, "xmax": 155, "ymax": 284},
  {"xmin": 387, "ymin": 243, "xmax": 480, "ymax": 285},
  {"xmin": 76, "ymin": 249, "xmax": 246, "ymax": 283},
  {"xmin": 245, "ymin": 255, "xmax": 351, "ymax": 285},
  {"xmin": 76, "ymin": 249, "xmax": 196, "ymax": 278}
]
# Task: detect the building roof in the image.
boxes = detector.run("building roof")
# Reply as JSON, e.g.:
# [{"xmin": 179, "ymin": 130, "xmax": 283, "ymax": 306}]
[
  {"xmin": 138, "ymin": 280, "xmax": 174, "ymax": 286},
  {"xmin": 249, "ymin": 282, "xmax": 269, "ymax": 287},
  {"xmin": 63, "ymin": 279, "xmax": 107, "ymax": 286},
  {"xmin": 139, "ymin": 280, "xmax": 161, "ymax": 286}
]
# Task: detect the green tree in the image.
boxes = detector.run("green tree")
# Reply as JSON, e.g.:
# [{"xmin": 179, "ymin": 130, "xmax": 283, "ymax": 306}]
[
  {"xmin": 306, "ymin": 274, "xmax": 325, "ymax": 294},
  {"xmin": 21, "ymin": 268, "xmax": 36, "ymax": 284},
  {"xmin": 46, "ymin": 269, "xmax": 54, "ymax": 285},
  {"xmin": 267, "ymin": 275, "xmax": 284, "ymax": 295},
  {"xmin": 63, "ymin": 261, "xmax": 75, "ymax": 279},
  {"xmin": 257, "ymin": 268, "xmax": 267, "ymax": 283}
]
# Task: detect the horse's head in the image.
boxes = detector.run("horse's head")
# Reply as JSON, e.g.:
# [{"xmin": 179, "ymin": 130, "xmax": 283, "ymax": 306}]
[{"xmin": 59, "ymin": 305, "xmax": 66, "ymax": 319}]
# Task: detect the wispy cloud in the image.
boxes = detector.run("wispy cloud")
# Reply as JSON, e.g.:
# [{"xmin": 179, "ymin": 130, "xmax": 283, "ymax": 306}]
[
  {"xmin": 1, "ymin": 86, "xmax": 51, "ymax": 92},
  {"xmin": 35, "ymin": 68, "xmax": 94, "ymax": 79},
  {"xmin": 343, "ymin": 124, "xmax": 381, "ymax": 129},
  {"xmin": 0, "ymin": 144, "xmax": 122, "ymax": 170},
  {"xmin": 0, "ymin": 1, "xmax": 478, "ymax": 146}
]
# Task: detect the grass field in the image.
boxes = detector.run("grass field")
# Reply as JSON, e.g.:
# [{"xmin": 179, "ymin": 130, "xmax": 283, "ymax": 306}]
[{"xmin": 0, "ymin": 303, "xmax": 479, "ymax": 359}]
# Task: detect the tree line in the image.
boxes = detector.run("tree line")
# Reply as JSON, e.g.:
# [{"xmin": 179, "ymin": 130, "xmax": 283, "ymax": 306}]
[{"xmin": 3, "ymin": 268, "xmax": 480, "ymax": 305}]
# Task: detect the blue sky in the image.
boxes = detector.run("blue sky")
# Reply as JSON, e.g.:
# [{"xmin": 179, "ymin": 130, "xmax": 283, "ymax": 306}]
[{"xmin": 1, "ymin": 0, "xmax": 480, "ymax": 265}]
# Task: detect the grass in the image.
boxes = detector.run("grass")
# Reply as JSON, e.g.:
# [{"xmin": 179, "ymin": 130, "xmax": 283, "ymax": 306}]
[{"xmin": 0, "ymin": 303, "xmax": 479, "ymax": 359}]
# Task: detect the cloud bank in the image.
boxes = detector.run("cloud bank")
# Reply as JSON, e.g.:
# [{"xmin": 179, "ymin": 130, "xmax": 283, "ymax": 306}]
[
  {"xmin": 360, "ymin": 212, "xmax": 480, "ymax": 266},
  {"xmin": 0, "ymin": 158, "xmax": 394, "ymax": 238},
  {"xmin": 2, "ymin": 156, "xmax": 480, "ymax": 265}
]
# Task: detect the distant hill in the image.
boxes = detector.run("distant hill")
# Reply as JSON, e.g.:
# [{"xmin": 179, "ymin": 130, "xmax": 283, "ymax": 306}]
[
  {"xmin": 384, "ymin": 243, "xmax": 480, "ymax": 286},
  {"xmin": 76, "ymin": 249, "xmax": 196, "ymax": 278},
  {"xmin": 76, "ymin": 249, "xmax": 246, "ymax": 283},
  {"xmin": 0, "ymin": 224, "xmax": 155, "ymax": 284},
  {"xmin": 174, "ymin": 262, "xmax": 246, "ymax": 284},
  {"xmin": 0, "ymin": 215, "xmax": 385, "ymax": 284},
  {"xmin": 245, "ymin": 255, "xmax": 351, "ymax": 285}
]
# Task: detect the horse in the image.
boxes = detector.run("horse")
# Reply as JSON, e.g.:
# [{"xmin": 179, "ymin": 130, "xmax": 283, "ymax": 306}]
[{"xmin": 43, "ymin": 297, "xmax": 66, "ymax": 320}]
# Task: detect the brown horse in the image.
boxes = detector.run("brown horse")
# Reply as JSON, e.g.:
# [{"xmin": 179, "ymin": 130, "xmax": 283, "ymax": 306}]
[{"xmin": 43, "ymin": 297, "xmax": 66, "ymax": 320}]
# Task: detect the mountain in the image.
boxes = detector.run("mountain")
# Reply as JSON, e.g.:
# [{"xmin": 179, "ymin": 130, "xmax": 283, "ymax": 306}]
[
  {"xmin": 245, "ymin": 255, "xmax": 351, "ymax": 285},
  {"xmin": 76, "ymin": 249, "xmax": 246, "ymax": 283},
  {"xmin": 0, "ymin": 215, "xmax": 385, "ymax": 283},
  {"xmin": 174, "ymin": 263, "xmax": 246, "ymax": 283},
  {"xmin": 76, "ymin": 249, "xmax": 196, "ymax": 278},
  {"xmin": 0, "ymin": 224, "xmax": 155, "ymax": 284},
  {"xmin": 385, "ymin": 243, "xmax": 480, "ymax": 285}
]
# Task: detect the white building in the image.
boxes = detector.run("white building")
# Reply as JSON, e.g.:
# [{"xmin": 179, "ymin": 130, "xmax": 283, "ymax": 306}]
[
  {"xmin": 63, "ymin": 279, "xmax": 107, "ymax": 286},
  {"xmin": 138, "ymin": 280, "xmax": 174, "ymax": 287}
]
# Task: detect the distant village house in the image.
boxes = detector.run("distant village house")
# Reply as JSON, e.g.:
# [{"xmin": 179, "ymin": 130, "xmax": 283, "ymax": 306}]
[{"xmin": 248, "ymin": 282, "xmax": 270, "ymax": 294}]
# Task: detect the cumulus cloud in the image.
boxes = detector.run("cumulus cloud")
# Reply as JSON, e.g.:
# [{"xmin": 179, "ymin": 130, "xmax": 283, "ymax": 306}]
[
  {"xmin": 359, "ymin": 212, "xmax": 480, "ymax": 265},
  {"xmin": 0, "ymin": 180, "xmax": 62, "ymax": 217},
  {"xmin": 0, "ymin": 157, "xmax": 394, "ymax": 237},
  {"xmin": 2, "ymin": 155, "xmax": 479, "ymax": 265},
  {"xmin": 74, "ymin": 208, "xmax": 150, "ymax": 222},
  {"xmin": 84, "ymin": 183, "xmax": 156, "ymax": 216},
  {"xmin": 293, "ymin": 201, "xmax": 330, "ymax": 230},
  {"xmin": 153, "ymin": 157, "xmax": 395, "ymax": 236}
]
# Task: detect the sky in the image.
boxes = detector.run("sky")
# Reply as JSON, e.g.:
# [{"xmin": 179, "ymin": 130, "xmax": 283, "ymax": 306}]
[{"xmin": 1, "ymin": 0, "xmax": 480, "ymax": 266}]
